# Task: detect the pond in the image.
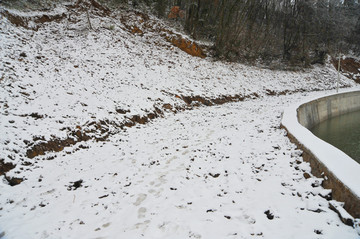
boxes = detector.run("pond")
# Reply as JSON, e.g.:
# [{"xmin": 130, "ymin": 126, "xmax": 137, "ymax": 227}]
[{"xmin": 311, "ymin": 110, "xmax": 360, "ymax": 164}]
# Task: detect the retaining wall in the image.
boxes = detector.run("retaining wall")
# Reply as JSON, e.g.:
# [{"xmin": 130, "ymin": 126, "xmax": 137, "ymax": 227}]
[
  {"xmin": 281, "ymin": 90, "xmax": 360, "ymax": 219},
  {"xmin": 298, "ymin": 91, "xmax": 360, "ymax": 129}
]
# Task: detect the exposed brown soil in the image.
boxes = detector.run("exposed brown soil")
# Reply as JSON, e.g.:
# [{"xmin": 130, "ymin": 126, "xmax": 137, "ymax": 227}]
[
  {"xmin": 2, "ymin": 0, "xmax": 110, "ymax": 30},
  {"xmin": 0, "ymin": 160, "xmax": 23, "ymax": 186},
  {"xmin": 0, "ymin": 160, "xmax": 16, "ymax": 176},
  {"xmin": 332, "ymin": 57, "xmax": 360, "ymax": 84},
  {"xmin": 4, "ymin": 175, "xmax": 24, "ymax": 186},
  {"xmin": 65, "ymin": 0, "xmax": 110, "ymax": 16},
  {"xmin": 120, "ymin": 10, "xmax": 206, "ymax": 58},
  {"xmin": 167, "ymin": 36, "xmax": 206, "ymax": 58},
  {"xmin": 2, "ymin": 10, "xmax": 67, "ymax": 30}
]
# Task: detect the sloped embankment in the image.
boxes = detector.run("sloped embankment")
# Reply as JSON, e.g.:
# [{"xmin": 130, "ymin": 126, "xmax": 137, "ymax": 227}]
[
  {"xmin": 332, "ymin": 57, "xmax": 360, "ymax": 84},
  {"xmin": 0, "ymin": 0, "xmax": 354, "ymax": 186}
]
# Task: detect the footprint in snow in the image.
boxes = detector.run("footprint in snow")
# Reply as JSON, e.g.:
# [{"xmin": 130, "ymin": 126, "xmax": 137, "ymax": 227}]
[{"xmin": 134, "ymin": 193, "xmax": 147, "ymax": 206}]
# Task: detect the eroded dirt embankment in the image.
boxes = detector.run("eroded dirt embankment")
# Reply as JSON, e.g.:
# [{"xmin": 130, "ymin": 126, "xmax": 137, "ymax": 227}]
[{"xmin": 332, "ymin": 57, "xmax": 360, "ymax": 84}]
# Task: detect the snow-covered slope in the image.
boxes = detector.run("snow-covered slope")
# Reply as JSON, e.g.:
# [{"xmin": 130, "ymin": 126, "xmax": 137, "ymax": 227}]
[{"xmin": 0, "ymin": 2, "xmax": 359, "ymax": 238}]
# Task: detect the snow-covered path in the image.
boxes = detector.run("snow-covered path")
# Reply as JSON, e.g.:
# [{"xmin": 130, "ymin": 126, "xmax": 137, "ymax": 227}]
[{"xmin": 1, "ymin": 92, "xmax": 358, "ymax": 239}]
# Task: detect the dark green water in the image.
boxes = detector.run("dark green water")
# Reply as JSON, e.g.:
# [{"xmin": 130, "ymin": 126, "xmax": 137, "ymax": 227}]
[{"xmin": 311, "ymin": 110, "xmax": 360, "ymax": 164}]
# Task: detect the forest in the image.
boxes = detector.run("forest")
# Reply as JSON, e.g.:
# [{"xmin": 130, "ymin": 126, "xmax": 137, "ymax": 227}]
[
  {"xmin": 138, "ymin": 0, "xmax": 360, "ymax": 67},
  {"xmin": 2, "ymin": 0, "xmax": 359, "ymax": 67}
]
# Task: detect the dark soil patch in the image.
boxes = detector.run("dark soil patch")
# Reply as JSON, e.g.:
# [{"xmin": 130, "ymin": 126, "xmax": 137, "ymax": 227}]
[
  {"xmin": 2, "ymin": 0, "xmax": 110, "ymax": 30},
  {"xmin": 120, "ymin": 10, "xmax": 207, "ymax": 58},
  {"xmin": 264, "ymin": 210, "xmax": 274, "ymax": 220},
  {"xmin": 332, "ymin": 57, "xmax": 360, "ymax": 84},
  {"xmin": 2, "ymin": 10, "xmax": 67, "ymax": 30},
  {"xmin": 20, "ymin": 112, "xmax": 44, "ymax": 119},
  {"xmin": 4, "ymin": 175, "xmax": 23, "ymax": 186},
  {"xmin": 0, "ymin": 160, "xmax": 16, "ymax": 176},
  {"xmin": 67, "ymin": 179, "xmax": 83, "ymax": 190},
  {"xmin": 115, "ymin": 108, "xmax": 130, "ymax": 114},
  {"xmin": 0, "ymin": 160, "xmax": 23, "ymax": 186},
  {"xmin": 66, "ymin": 0, "xmax": 110, "ymax": 17}
]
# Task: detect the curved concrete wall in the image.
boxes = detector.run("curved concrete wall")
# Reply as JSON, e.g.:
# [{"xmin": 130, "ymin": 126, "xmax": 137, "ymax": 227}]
[
  {"xmin": 298, "ymin": 91, "xmax": 360, "ymax": 129},
  {"xmin": 282, "ymin": 90, "xmax": 360, "ymax": 219}
]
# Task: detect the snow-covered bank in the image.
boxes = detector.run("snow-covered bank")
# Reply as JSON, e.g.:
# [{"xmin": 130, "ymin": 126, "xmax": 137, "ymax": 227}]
[
  {"xmin": 0, "ymin": 5, "xmax": 355, "ymax": 172},
  {"xmin": 1, "ymin": 3, "xmax": 360, "ymax": 238},
  {"xmin": 282, "ymin": 89, "xmax": 360, "ymax": 219},
  {"xmin": 1, "ymin": 92, "xmax": 359, "ymax": 239}
]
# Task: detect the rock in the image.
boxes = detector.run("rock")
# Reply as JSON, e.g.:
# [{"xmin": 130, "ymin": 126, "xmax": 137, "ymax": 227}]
[
  {"xmin": 329, "ymin": 201, "xmax": 354, "ymax": 226},
  {"xmin": 354, "ymin": 219, "xmax": 360, "ymax": 235},
  {"xmin": 162, "ymin": 103, "xmax": 173, "ymax": 110},
  {"xmin": 116, "ymin": 108, "xmax": 130, "ymax": 114},
  {"xmin": 311, "ymin": 179, "xmax": 321, "ymax": 187},
  {"xmin": 68, "ymin": 179, "xmax": 83, "ymax": 191},
  {"xmin": 264, "ymin": 210, "xmax": 274, "ymax": 220},
  {"xmin": 0, "ymin": 160, "xmax": 16, "ymax": 176},
  {"xmin": 4, "ymin": 175, "xmax": 23, "ymax": 186},
  {"xmin": 209, "ymin": 173, "xmax": 220, "ymax": 178},
  {"xmin": 319, "ymin": 189, "xmax": 332, "ymax": 201}
]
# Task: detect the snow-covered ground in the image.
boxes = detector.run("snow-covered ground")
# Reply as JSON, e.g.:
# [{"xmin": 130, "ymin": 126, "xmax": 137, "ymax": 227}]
[{"xmin": 0, "ymin": 3, "xmax": 359, "ymax": 238}]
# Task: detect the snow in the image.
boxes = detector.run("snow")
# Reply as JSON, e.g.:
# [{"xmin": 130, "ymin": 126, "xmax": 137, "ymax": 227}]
[
  {"xmin": 281, "ymin": 89, "xmax": 360, "ymax": 197},
  {"xmin": 0, "ymin": 4, "xmax": 360, "ymax": 239}
]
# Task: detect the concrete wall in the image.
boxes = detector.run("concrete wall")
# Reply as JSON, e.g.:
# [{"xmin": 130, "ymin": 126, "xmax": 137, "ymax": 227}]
[
  {"xmin": 281, "ymin": 90, "xmax": 360, "ymax": 220},
  {"xmin": 298, "ymin": 91, "xmax": 360, "ymax": 129}
]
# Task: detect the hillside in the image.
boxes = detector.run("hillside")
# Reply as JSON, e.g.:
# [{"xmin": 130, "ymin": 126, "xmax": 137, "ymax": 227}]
[{"xmin": 0, "ymin": 1, "xmax": 359, "ymax": 238}]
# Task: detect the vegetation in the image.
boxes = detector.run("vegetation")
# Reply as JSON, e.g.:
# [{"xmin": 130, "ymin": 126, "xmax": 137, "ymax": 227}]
[
  {"xmin": 1, "ymin": 0, "xmax": 359, "ymax": 68},
  {"xmin": 148, "ymin": 0, "xmax": 360, "ymax": 68}
]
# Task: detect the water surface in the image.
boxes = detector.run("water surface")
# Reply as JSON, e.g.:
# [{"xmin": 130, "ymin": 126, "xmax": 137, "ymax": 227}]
[{"xmin": 311, "ymin": 110, "xmax": 360, "ymax": 164}]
